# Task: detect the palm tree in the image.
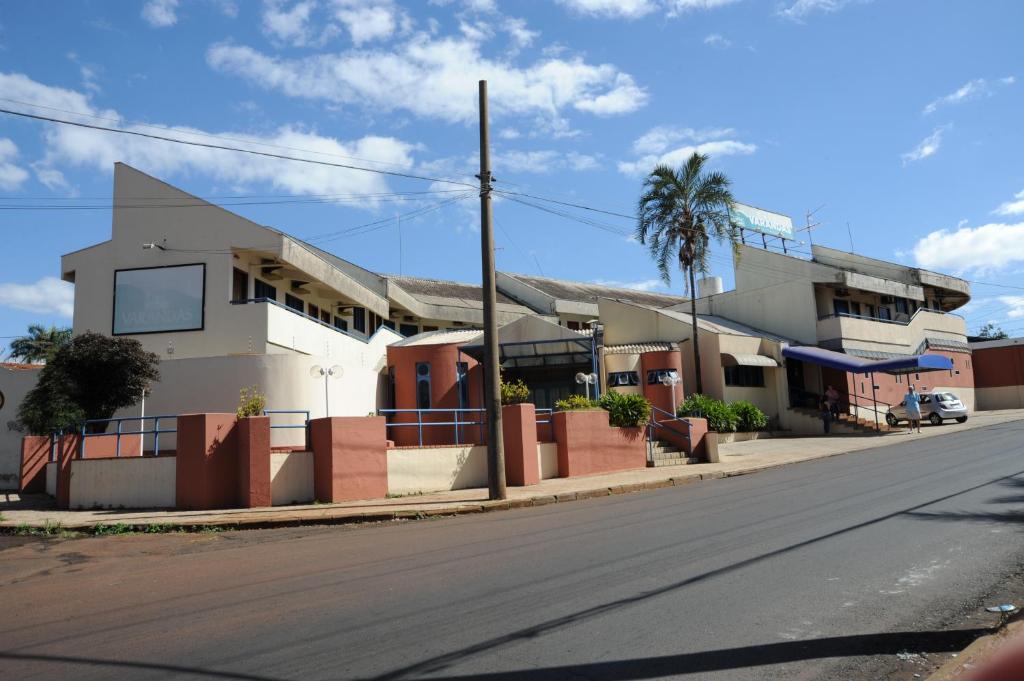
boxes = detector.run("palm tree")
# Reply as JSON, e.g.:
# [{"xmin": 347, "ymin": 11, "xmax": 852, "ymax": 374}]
[
  {"xmin": 8, "ymin": 324, "xmax": 72, "ymax": 364},
  {"xmin": 636, "ymin": 152, "xmax": 740, "ymax": 396}
]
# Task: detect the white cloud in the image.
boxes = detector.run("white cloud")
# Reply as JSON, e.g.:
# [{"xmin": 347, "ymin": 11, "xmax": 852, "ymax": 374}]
[
  {"xmin": 778, "ymin": 0, "xmax": 867, "ymax": 21},
  {"xmin": 207, "ymin": 34, "xmax": 648, "ymax": 125},
  {"xmin": 0, "ymin": 138, "xmax": 29, "ymax": 190},
  {"xmin": 556, "ymin": 0, "xmax": 658, "ymax": 19},
  {"xmin": 1001, "ymin": 296, "xmax": 1024, "ymax": 319},
  {"xmin": 262, "ymin": 0, "xmax": 318, "ymax": 46},
  {"xmin": 0, "ymin": 277, "xmax": 74, "ymax": 318},
  {"xmin": 141, "ymin": 0, "xmax": 180, "ymax": 27},
  {"xmin": 503, "ymin": 16, "xmax": 538, "ymax": 50},
  {"xmin": 911, "ymin": 221, "xmax": 1024, "ymax": 274},
  {"xmin": 995, "ymin": 189, "xmax": 1024, "ymax": 217},
  {"xmin": 0, "ymin": 71, "xmax": 419, "ymax": 202},
  {"xmin": 213, "ymin": 0, "xmax": 240, "ymax": 18},
  {"xmin": 331, "ymin": 0, "xmax": 412, "ymax": 45},
  {"xmin": 619, "ymin": 126, "xmax": 755, "ymax": 175},
  {"xmin": 704, "ymin": 33, "xmax": 732, "ymax": 48},
  {"xmin": 591, "ymin": 278, "xmax": 666, "ymax": 292},
  {"xmin": 498, "ymin": 127, "xmax": 521, "ymax": 139},
  {"xmin": 923, "ymin": 77, "xmax": 1014, "ymax": 115},
  {"xmin": 901, "ymin": 124, "xmax": 950, "ymax": 165}
]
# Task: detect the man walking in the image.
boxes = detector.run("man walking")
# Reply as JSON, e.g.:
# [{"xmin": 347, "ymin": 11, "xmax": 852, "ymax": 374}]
[{"xmin": 904, "ymin": 384, "xmax": 922, "ymax": 434}]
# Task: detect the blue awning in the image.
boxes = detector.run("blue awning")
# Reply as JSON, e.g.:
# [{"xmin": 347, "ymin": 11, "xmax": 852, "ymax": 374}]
[{"xmin": 782, "ymin": 345, "xmax": 953, "ymax": 374}]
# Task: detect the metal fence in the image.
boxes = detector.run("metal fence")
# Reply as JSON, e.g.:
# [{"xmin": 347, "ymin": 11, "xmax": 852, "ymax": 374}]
[
  {"xmin": 59, "ymin": 415, "xmax": 179, "ymax": 460},
  {"xmin": 378, "ymin": 408, "xmax": 487, "ymax": 447},
  {"xmin": 646, "ymin": 406, "xmax": 692, "ymax": 461},
  {"xmin": 262, "ymin": 409, "xmax": 311, "ymax": 448}
]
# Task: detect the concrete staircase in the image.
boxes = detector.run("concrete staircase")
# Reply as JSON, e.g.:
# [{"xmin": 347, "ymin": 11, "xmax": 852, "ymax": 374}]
[
  {"xmin": 787, "ymin": 407, "xmax": 898, "ymax": 434},
  {"xmin": 648, "ymin": 440, "xmax": 700, "ymax": 467}
]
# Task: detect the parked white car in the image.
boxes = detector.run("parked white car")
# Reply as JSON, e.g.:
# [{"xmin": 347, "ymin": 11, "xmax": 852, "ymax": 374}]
[{"xmin": 886, "ymin": 391, "xmax": 969, "ymax": 427}]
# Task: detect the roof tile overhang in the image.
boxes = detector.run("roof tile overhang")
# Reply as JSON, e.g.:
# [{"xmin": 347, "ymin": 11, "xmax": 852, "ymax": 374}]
[{"xmin": 604, "ymin": 342, "xmax": 678, "ymax": 355}]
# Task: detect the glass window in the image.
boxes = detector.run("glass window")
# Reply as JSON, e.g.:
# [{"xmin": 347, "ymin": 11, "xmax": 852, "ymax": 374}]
[
  {"xmin": 422, "ymin": 325, "xmax": 438, "ymax": 332},
  {"xmin": 878, "ymin": 307, "xmax": 892, "ymax": 321},
  {"xmin": 647, "ymin": 369, "xmax": 679, "ymax": 385},
  {"xmin": 416, "ymin": 362, "xmax": 431, "ymax": 409},
  {"xmin": 333, "ymin": 316, "xmax": 348, "ymax": 332},
  {"xmin": 833, "ymin": 299, "xmax": 850, "ymax": 316},
  {"xmin": 232, "ymin": 268, "xmax": 248, "ymax": 302},
  {"xmin": 895, "ymin": 298, "xmax": 910, "ymax": 315},
  {"xmin": 352, "ymin": 307, "xmax": 365, "ymax": 333},
  {"xmin": 320, "ymin": 309, "xmax": 331, "ymax": 324},
  {"xmin": 400, "ymin": 323, "xmax": 418, "ymax": 337},
  {"xmin": 285, "ymin": 293, "xmax": 304, "ymax": 313},
  {"xmin": 849, "ymin": 301, "xmax": 861, "ymax": 316},
  {"xmin": 865, "ymin": 304, "xmax": 876, "ymax": 318},
  {"xmin": 383, "ymin": 319, "xmax": 396, "ymax": 330},
  {"xmin": 607, "ymin": 371, "xmax": 640, "ymax": 387},
  {"xmin": 307, "ymin": 303, "xmax": 319, "ymax": 319},
  {"xmin": 254, "ymin": 279, "xmax": 276, "ymax": 301},
  {"xmin": 724, "ymin": 365, "xmax": 765, "ymax": 387},
  {"xmin": 456, "ymin": 362, "xmax": 469, "ymax": 408}
]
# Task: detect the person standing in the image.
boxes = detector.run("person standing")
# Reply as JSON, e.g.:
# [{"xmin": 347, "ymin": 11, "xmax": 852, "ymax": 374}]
[
  {"xmin": 904, "ymin": 384, "xmax": 922, "ymax": 434},
  {"xmin": 825, "ymin": 384, "xmax": 840, "ymax": 420},
  {"xmin": 820, "ymin": 394, "xmax": 833, "ymax": 434}
]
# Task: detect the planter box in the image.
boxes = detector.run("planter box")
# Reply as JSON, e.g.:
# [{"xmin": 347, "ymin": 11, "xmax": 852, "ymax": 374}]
[
  {"xmin": 713, "ymin": 431, "xmax": 776, "ymax": 444},
  {"xmin": 553, "ymin": 410, "xmax": 646, "ymax": 478}
]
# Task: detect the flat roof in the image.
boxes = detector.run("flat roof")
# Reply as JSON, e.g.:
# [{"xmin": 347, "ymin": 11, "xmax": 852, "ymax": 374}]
[{"xmin": 502, "ymin": 273, "xmax": 688, "ymax": 308}]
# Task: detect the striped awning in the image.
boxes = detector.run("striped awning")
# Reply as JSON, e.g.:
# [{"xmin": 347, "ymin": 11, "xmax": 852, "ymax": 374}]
[{"xmin": 721, "ymin": 353, "xmax": 779, "ymax": 367}]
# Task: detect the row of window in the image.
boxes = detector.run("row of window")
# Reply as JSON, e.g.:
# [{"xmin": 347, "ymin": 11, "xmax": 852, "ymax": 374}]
[
  {"xmin": 832, "ymin": 295, "xmax": 941, "ymax": 321},
  {"xmin": 605, "ymin": 366, "xmax": 769, "ymax": 389},
  {"xmin": 606, "ymin": 369, "xmax": 680, "ymax": 387}
]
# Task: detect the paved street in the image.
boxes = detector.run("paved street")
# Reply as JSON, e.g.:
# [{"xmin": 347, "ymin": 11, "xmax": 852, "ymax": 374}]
[{"xmin": 3, "ymin": 418, "xmax": 1024, "ymax": 680}]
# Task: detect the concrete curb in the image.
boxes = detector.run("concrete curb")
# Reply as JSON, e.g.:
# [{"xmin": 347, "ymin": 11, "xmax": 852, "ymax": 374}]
[{"xmin": 925, "ymin": 620, "xmax": 1024, "ymax": 681}]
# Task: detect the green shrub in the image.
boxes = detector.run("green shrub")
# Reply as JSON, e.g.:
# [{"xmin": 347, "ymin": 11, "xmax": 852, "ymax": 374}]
[
  {"xmin": 500, "ymin": 377, "xmax": 530, "ymax": 405},
  {"xmin": 730, "ymin": 400, "xmax": 768, "ymax": 432},
  {"xmin": 598, "ymin": 391, "xmax": 652, "ymax": 428},
  {"xmin": 555, "ymin": 394, "xmax": 599, "ymax": 411},
  {"xmin": 236, "ymin": 386, "xmax": 266, "ymax": 419},
  {"xmin": 678, "ymin": 393, "xmax": 737, "ymax": 432}
]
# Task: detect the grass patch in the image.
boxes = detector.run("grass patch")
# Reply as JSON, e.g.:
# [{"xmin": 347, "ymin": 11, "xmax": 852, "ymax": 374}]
[{"xmin": 10, "ymin": 519, "xmax": 76, "ymax": 538}]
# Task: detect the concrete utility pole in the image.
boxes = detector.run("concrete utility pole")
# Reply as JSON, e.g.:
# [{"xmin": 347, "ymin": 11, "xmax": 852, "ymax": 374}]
[{"xmin": 478, "ymin": 80, "xmax": 507, "ymax": 500}]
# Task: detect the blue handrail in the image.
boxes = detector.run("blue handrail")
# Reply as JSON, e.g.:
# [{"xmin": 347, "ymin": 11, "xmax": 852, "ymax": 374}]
[
  {"xmin": 262, "ymin": 409, "xmax": 311, "ymax": 448},
  {"xmin": 647, "ymin": 406, "xmax": 692, "ymax": 459},
  {"xmin": 378, "ymin": 408, "xmax": 487, "ymax": 446},
  {"xmin": 72, "ymin": 415, "xmax": 178, "ymax": 459}
]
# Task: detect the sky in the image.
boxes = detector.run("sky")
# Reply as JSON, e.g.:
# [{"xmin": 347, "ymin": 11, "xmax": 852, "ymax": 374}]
[{"xmin": 0, "ymin": 0, "xmax": 1022, "ymax": 352}]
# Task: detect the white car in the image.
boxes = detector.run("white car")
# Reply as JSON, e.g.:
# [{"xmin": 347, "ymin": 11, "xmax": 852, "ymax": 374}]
[{"xmin": 886, "ymin": 391, "xmax": 969, "ymax": 427}]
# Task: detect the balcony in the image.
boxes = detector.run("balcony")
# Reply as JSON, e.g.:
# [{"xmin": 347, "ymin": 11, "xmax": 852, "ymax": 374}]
[
  {"xmin": 816, "ymin": 308, "xmax": 967, "ymax": 356},
  {"xmin": 229, "ymin": 297, "xmax": 382, "ymax": 358}
]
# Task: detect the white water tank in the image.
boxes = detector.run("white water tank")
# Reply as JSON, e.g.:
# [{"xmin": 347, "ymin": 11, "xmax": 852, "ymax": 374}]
[{"xmin": 696, "ymin": 276, "xmax": 723, "ymax": 299}]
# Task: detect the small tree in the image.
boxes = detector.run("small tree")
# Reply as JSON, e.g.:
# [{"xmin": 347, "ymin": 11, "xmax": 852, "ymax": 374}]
[
  {"xmin": 18, "ymin": 332, "xmax": 160, "ymax": 435},
  {"xmin": 977, "ymin": 323, "xmax": 1009, "ymax": 340},
  {"xmin": 8, "ymin": 324, "xmax": 72, "ymax": 364}
]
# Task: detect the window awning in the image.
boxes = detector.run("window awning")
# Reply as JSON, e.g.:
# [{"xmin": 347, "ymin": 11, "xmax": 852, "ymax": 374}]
[
  {"xmin": 721, "ymin": 353, "xmax": 779, "ymax": 367},
  {"xmin": 782, "ymin": 345, "xmax": 954, "ymax": 374}
]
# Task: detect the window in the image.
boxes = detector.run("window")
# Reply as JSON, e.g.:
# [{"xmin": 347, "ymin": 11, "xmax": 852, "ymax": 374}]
[
  {"xmin": 285, "ymin": 293, "xmax": 304, "ymax": 313},
  {"xmin": 456, "ymin": 362, "xmax": 469, "ymax": 408},
  {"xmin": 607, "ymin": 371, "xmax": 640, "ymax": 387},
  {"xmin": 724, "ymin": 365, "xmax": 765, "ymax": 387},
  {"xmin": 232, "ymin": 268, "xmax": 248, "ymax": 302},
  {"xmin": 382, "ymin": 319, "xmax": 396, "ymax": 330},
  {"xmin": 833, "ymin": 299, "xmax": 850, "ymax": 316},
  {"xmin": 400, "ymin": 323, "xmax": 418, "ymax": 337},
  {"xmin": 895, "ymin": 297, "xmax": 910, "ymax": 315},
  {"xmin": 849, "ymin": 301, "xmax": 861, "ymax": 316},
  {"xmin": 423, "ymin": 325, "xmax": 438, "ymax": 332},
  {"xmin": 878, "ymin": 307, "xmax": 892, "ymax": 321},
  {"xmin": 333, "ymin": 316, "xmax": 348, "ymax": 331},
  {"xmin": 307, "ymin": 303, "xmax": 319, "ymax": 319},
  {"xmin": 254, "ymin": 279, "xmax": 276, "ymax": 301},
  {"xmin": 865, "ymin": 304, "xmax": 876, "ymax": 318},
  {"xmin": 320, "ymin": 309, "xmax": 331, "ymax": 324},
  {"xmin": 567, "ymin": 320, "xmax": 581, "ymax": 330},
  {"xmin": 416, "ymin": 362, "xmax": 431, "ymax": 409},
  {"xmin": 647, "ymin": 368, "xmax": 678, "ymax": 385},
  {"xmin": 352, "ymin": 307, "xmax": 366, "ymax": 333}
]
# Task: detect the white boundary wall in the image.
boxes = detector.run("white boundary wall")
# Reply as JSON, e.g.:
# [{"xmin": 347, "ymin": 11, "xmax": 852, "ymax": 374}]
[
  {"xmin": 69, "ymin": 457, "xmax": 176, "ymax": 510},
  {"xmin": 271, "ymin": 451, "xmax": 314, "ymax": 506},
  {"xmin": 387, "ymin": 445, "xmax": 487, "ymax": 496},
  {"xmin": 45, "ymin": 462, "xmax": 57, "ymax": 497},
  {"xmin": 538, "ymin": 443, "xmax": 559, "ymax": 480}
]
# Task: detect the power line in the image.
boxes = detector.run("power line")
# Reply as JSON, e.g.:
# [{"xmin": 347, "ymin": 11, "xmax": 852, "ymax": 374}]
[
  {"xmin": 0, "ymin": 192, "xmax": 469, "ymax": 211},
  {"xmin": 0, "ymin": 106, "xmax": 477, "ymax": 189}
]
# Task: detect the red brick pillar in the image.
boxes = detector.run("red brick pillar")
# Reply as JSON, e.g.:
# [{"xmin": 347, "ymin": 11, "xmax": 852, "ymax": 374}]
[
  {"xmin": 237, "ymin": 416, "xmax": 272, "ymax": 508},
  {"xmin": 684, "ymin": 417, "xmax": 709, "ymax": 461},
  {"xmin": 502, "ymin": 403, "xmax": 540, "ymax": 486},
  {"xmin": 19, "ymin": 435, "xmax": 51, "ymax": 493},
  {"xmin": 55, "ymin": 434, "xmax": 78, "ymax": 510},
  {"xmin": 310, "ymin": 416, "xmax": 388, "ymax": 503},
  {"xmin": 176, "ymin": 413, "xmax": 239, "ymax": 510}
]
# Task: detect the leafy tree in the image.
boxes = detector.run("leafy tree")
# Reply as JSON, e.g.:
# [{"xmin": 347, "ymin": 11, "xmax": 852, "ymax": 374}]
[
  {"xmin": 977, "ymin": 323, "xmax": 1009, "ymax": 340},
  {"xmin": 18, "ymin": 332, "xmax": 160, "ymax": 435},
  {"xmin": 8, "ymin": 324, "xmax": 72, "ymax": 364},
  {"xmin": 636, "ymin": 153, "xmax": 741, "ymax": 394}
]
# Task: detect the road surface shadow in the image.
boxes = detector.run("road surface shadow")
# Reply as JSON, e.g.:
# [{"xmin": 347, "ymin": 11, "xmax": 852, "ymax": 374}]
[
  {"xmin": 0, "ymin": 627, "xmax": 987, "ymax": 681},
  {"xmin": 907, "ymin": 475, "xmax": 1024, "ymax": 526}
]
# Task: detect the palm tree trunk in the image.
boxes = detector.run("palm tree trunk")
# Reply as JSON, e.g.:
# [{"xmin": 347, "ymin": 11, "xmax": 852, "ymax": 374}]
[{"xmin": 688, "ymin": 265, "xmax": 703, "ymax": 395}]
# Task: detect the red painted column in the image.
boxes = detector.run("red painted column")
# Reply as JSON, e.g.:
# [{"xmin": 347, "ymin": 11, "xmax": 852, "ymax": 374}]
[
  {"xmin": 176, "ymin": 413, "xmax": 239, "ymax": 510},
  {"xmin": 310, "ymin": 416, "xmax": 388, "ymax": 503},
  {"xmin": 237, "ymin": 416, "xmax": 272, "ymax": 508},
  {"xmin": 684, "ymin": 417, "xmax": 709, "ymax": 460},
  {"xmin": 502, "ymin": 403, "xmax": 540, "ymax": 486},
  {"xmin": 19, "ymin": 435, "xmax": 50, "ymax": 493},
  {"xmin": 55, "ymin": 434, "xmax": 78, "ymax": 510},
  {"xmin": 640, "ymin": 350, "xmax": 685, "ymax": 414}
]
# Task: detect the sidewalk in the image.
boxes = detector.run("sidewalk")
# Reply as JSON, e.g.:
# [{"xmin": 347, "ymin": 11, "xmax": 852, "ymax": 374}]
[{"xmin": 3, "ymin": 409, "xmax": 1022, "ymax": 532}]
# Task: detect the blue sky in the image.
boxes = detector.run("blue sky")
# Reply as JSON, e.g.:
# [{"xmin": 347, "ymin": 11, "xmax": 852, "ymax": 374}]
[{"xmin": 0, "ymin": 0, "xmax": 1022, "ymax": 351}]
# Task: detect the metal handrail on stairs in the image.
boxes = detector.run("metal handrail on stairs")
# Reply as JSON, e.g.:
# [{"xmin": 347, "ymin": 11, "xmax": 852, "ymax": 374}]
[{"xmin": 646, "ymin": 406, "xmax": 692, "ymax": 463}]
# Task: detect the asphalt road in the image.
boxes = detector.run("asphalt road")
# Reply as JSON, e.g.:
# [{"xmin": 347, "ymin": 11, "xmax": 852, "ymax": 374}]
[{"xmin": 4, "ymin": 419, "xmax": 1024, "ymax": 681}]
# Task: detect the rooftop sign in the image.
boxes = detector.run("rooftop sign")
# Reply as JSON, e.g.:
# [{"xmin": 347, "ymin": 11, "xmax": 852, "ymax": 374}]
[{"xmin": 731, "ymin": 203, "xmax": 795, "ymax": 241}]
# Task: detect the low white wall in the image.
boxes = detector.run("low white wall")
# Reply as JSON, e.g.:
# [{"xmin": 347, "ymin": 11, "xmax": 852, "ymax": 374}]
[
  {"xmin": 538, "ymin": 443, "xmax": 559, "ymax": 480},
  {"xmin": 271, "ymin": 450, "xmax": 314, "ymax": 506},
  {"xmin": 69, "ymin": 456, "xmax": 176, "ymax": 510},
  {"xmin": 976, "ymin": 385, "xmax": 1024, "ymax": 411},
  {"xmin": 387, "ymin": 445, "xmax": 487, "ymax": 495},
  {"xmin": 45, "ymin": 462, "xmax": 56, "ymax": 497}
]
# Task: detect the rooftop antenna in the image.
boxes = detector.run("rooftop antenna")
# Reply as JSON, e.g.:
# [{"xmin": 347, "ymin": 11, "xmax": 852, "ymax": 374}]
[
  {"xmin": 531, "ymin": 251, "xmax": 545, "ymax": 277},
  {"xmin": 396, "ymin": 212, "xmax": 403, "ymax": 276},
  {"xmin": 846, "ymin": 221, "xmax": 855, "ymax": 253},
  {"xmin": 804, "ymin": 204, "xmax": 825, "ymax": 248}
]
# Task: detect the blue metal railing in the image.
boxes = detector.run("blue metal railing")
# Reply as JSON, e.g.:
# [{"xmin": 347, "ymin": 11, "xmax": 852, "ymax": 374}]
[
  {"xmin": 262, "ymin": 409, "xmax": 311, "ymax": 448},
  {"xmin": 535, "ymin": 408, "xmax": 554, "ymax": 441},
  {"xmin": 72, "ymin": 415, "xmax": 178, "ymax": 459},
  {"xmin": 378, "ymin": 408, "xmax": 486, "ymax": 447},
  {"xmin": 646, "ymin": 406, "xmax": 692, "ymax": 462}
]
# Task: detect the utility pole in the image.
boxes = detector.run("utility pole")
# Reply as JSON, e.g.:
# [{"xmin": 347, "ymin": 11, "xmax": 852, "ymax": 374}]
[{"xmin": 478, "ymin": 80, "xmax": 506, "ymax": 500}]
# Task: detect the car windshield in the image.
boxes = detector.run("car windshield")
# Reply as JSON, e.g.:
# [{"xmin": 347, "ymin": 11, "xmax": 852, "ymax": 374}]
[{"xmin": 934, "ymin": 392, "xmax": 958, "ymax": 402}]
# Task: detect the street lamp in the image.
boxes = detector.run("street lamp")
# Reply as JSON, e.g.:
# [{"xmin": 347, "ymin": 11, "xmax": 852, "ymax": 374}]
[
  {"xmin": 660, "ymin": 372, "xmax": 682, "ymax": 413},
  {"xmin": 310, "ymin": 364, "xmax": 343, "ymax": 417},
  {"xmin": 575, "ymin": 372, "xmax": 598, "ymax": 401}
]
